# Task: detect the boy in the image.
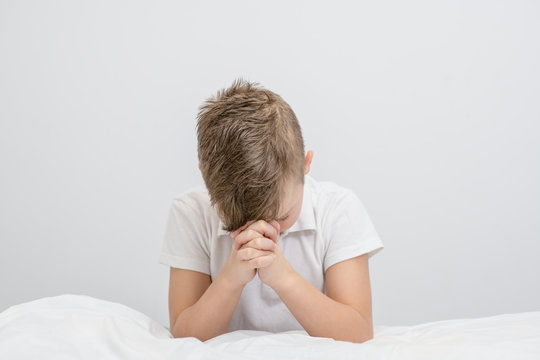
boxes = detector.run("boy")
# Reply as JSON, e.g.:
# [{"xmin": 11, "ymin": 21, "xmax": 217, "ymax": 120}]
[{"xmin": 158, "ymin": 79, "xmax": 384, "ymax": 343}]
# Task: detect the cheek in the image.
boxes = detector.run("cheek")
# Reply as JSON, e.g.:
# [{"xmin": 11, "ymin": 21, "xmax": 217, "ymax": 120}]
[
  {"xmin": 278, "ymin": 218, "xmax": 294, "ymax": 232},
  {"xmin": 278, "ymin": 207, "xmax": 302, "ymax": 233}
]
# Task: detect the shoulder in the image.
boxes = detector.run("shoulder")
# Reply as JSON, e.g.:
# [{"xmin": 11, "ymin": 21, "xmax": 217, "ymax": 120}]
[
  {"xmin": 306, "ymin": 175, "xmax": 359, "ymax": 216},
  {"xmin": 161, "ymin": 185, "xmax": 217, "ymax": 272},
  {"xmin": 306, "ymin": 175, "xmax": 373, "ymax": 237},
  {"xmin": 169, "ymin": 184, "xmax": 222, "ymax": 236},
  {"xmin": 171, "ymin": 184, "xmax": 211, "ymax": 213}
]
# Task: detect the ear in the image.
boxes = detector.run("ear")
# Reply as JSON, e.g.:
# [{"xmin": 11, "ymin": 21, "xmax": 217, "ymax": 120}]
[
  {"xmin": 304, "ymin": 150, "xmax": 314, "ymax": 174},
  {"xmin": 198, "ymin": 162, "xmax": 200, "ymax": 170}
]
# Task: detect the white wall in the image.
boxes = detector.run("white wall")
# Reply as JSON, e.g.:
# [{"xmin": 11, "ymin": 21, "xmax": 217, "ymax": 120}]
[{"xmin": 1, "ymin": 0, "xmax": 538, "ymax": 327}]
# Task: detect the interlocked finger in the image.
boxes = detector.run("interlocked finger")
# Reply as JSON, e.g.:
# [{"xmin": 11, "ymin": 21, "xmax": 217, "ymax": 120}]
[
  {"xmin": 248, "ymin": 254, "xmax": 276, "ymax": 269},
  {"xmin": 240, "ymin": 237, "xmax": 276, "ymax": 252},
  {"xmin": 245, "ymin": 220, "xmax": 279, "ymax": 244},
  {"xmin": 237, "ymin": 246, "xmax": 274, "ymax": 261},
  {"xmin": 234, "ymin": 229, "xmax": 264, "ymax": 250}
]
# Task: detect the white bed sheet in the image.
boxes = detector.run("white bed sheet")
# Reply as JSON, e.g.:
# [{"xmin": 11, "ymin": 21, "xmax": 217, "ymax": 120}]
[{"xmin": 0, "ymin": 294, "xmax": 538, "ymax": 359}]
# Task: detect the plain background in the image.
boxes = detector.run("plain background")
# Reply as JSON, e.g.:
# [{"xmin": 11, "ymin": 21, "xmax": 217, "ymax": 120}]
[{"xmin": 1, "ymin": 0, "xmax": 539, "ymax": 329}]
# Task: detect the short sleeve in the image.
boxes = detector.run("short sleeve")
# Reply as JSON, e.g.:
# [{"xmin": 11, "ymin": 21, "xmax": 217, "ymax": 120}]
[
  {"xmin": 158, "ymin": 198, "xmax": 211, "ymax": 275},
  {"xmin": 322, "ymin": 190, "xmax": 384, "ymax": 273}
]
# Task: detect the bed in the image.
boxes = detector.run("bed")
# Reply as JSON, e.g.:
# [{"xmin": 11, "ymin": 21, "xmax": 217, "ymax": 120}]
[{"xmin": 0, "ymin": 294, "xmax": 538, "ymax": 359}]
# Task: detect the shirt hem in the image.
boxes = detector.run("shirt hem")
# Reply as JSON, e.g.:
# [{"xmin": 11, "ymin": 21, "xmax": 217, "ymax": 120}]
[
  {"xmin": 158, "ymin": 252, "xmax": 211, "ymax": 275},
  {"xmin": 323, "ymin": 241, "xmax": 384, "ymax": 273}
]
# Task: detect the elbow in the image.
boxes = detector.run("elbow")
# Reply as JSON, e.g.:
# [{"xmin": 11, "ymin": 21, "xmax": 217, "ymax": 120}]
[
  {"xmin": 351, "ymin": 314, "xmax": 374, "ymax": 343},
  {"xmin": 350, "ymin": 332, "xmax": 374, "ymax": 344},
  {"xmin": 170, "ymin": 325, "xmax": 183, "ymax": 339},
  {"xmin": 171, "ymin": 325, "xmax": 200, "ymax": 341},
  {"xmin": 331, "ymin": 332, "xmax": 373, "ymax": 344},
  {"xmin": 169, "ymin": 321, "xmax": 184, "ymax": 340},
  {"xmin": 170, "ymin": 321, "xmax": 215, "ymax": 342},
  {"xmin": 171, "ymin": 328, "xmax": 209, "ymax": 342},
  {"xmin": 345, "ymin": 321, "xmax": 374, "ymax": 344},
  {"xmin": 172, "ymin": 333, "xmax": 207, "ymax": 342},
  {"xmin": 344, "ymin": 331, "xmax": 373, "ymax": 344}
]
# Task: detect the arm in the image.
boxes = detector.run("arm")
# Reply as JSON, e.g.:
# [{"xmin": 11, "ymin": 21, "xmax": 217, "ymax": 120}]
[
  {"xmin": 169, "ymin": 268, "xmax": 244, "ymax": 341},
  {"xmin": 169, "ymin": 224, "xmax": 277, "ymax": 341},
  {"xmin": 234, "ymin": 220, "xmax": 375, "ymax": 343},
  {"xmin": 270, "ymin": 253, "xmax": 374, "ymax": 343}
]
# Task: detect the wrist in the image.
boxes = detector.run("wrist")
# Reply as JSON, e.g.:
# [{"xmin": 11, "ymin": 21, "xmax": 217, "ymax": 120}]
[
  {"xmin": 215, "ymin": 272, "xmax": 245, "ymax": 294},
  {"xmin": 270, "ymin": 268, "xmax": 299, "ymax": 295}
]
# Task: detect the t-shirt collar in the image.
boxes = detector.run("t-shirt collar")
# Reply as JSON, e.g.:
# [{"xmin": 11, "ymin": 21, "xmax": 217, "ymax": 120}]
[
  {"xmin": 280, "ymin": 175, "xmax": 316, "ymax": 236},
  {"xmin": 216, "ymin": 175, "xmax": 317, "ymax": 237}
]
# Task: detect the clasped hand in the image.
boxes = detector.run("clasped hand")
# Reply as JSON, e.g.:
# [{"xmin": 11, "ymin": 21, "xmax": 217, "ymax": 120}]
[{"xmin": 222, "ymin": 219, "xmax": 294, "ymax": 291}]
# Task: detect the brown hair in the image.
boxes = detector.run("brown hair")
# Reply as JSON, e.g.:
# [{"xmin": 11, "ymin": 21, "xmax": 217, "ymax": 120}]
[{"xmin": 196, "ymin": 78, "xmax": 305, "ymax": 232}]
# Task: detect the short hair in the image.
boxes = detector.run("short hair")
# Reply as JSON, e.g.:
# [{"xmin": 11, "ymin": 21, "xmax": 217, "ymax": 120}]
[{"xmin": 196, "ymin": 78, "xmax": 305, "ymax": 232}]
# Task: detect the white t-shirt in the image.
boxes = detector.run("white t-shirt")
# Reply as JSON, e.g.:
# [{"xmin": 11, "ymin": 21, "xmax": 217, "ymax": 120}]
[{"xmin": 158, "ymin": 174, "xmax": 384, "ymax": 333}]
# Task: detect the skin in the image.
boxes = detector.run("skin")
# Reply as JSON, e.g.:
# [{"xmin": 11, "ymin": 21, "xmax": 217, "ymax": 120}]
[{"xmin": 169, "ymin": 150, "xmax": 374, "ymax": 343}]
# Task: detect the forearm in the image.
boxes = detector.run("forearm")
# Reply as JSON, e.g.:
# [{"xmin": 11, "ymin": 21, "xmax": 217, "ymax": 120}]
[
  {"xmin": 172, "ymin": 273, "xmax": 243, "ymax": 341},
  {"xmin": 274, "ymin": 271, "xmax": 373, "ymax": 343}
]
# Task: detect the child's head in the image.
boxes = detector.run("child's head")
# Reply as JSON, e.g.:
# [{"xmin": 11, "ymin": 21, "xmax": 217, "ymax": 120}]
[{"xmin": 196, "ymin": 78, "xmax": 312, "ymax": 233}]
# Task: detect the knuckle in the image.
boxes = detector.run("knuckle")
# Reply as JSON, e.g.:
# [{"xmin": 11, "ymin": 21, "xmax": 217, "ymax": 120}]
[
  {"xmin": 262, "ymin": 238, "xmax": 272, "ymax": 249},
  {"xmin": 265, "ymin": 237, "xmax": 275, "ymax": 248},
  {"xmin": 234, "ymin": 238, "xmax": 244, "ymax": 249}
]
